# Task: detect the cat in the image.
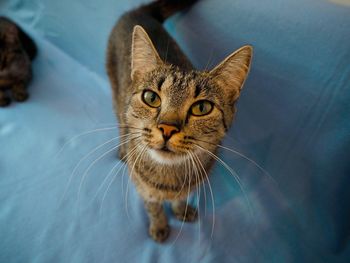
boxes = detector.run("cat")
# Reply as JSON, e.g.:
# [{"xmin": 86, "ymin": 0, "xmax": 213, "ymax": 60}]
[
  {"xmin": 106, "ymin": 0, "xmax": 252, "ymax": 242},
  {"xmin": 0, "ymin": 17, "xmax": 37, "ymax": 107}
]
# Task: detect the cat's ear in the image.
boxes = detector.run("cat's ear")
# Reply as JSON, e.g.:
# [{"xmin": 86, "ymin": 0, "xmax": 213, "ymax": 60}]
[
  {"xmin": 209, "ymin": 45, "xmax": 253, "ymax": 102},
  {"xmin": 5, "ymin": 24, "xmax": 18, "ymax": 44},
  {"xmin": 131, "ymin": 25, "xmax": 163, "ymax": 81}
]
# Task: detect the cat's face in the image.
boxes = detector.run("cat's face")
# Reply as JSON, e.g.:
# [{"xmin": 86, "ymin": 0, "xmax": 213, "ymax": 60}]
[
  {"xmin": 126, "ymin": 26, "xmax": 252, "ymax": 164},
  {"xmin": 127, "ymin": 66, "xmax": 227, "ymax": 164}
]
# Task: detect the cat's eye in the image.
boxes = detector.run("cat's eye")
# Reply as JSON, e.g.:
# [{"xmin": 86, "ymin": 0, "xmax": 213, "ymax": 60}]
[
  {"xmin": 191, "ymin": 100, "xmax": 213, "ymax": 116},
  {"xmin": 142, "ymin": 90, "xmax": 161, "ymax": 108}
]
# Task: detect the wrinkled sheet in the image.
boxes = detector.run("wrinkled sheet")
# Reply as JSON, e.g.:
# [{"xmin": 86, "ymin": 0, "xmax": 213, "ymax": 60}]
[{"xmin": 0, "ymin": 0, "xmax": 349, "ymax": 262}]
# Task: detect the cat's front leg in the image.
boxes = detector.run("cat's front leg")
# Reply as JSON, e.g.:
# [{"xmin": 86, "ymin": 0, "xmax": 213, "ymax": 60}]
[
  {"xmin": 0, "ymin": 90, "xmax": 11, "ymax": 107},
  {"xmin": 12, "ymin": 83, "xmax": 29, "ymax": 102},
  {"xmin": 144, "ymin": 200, "xmax": 170, "ymax": 242},
  {"xmin": 171, "ymin": 200, "xmax": 197, "ymax": 222}
]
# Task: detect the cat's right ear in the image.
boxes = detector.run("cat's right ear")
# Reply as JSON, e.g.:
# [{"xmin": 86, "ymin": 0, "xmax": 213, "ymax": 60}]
[{"xmin": 131, "ymin": 25, "xmax": 163, "ymax": 81}]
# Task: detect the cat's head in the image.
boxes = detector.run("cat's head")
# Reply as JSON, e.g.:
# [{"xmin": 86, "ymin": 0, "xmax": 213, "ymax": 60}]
[
  {"xmin": 0, "ymin": 18, "xmax": 20, "ymax": 47},
  {"xmin": 126, "ymin": 25, "xmax": 252, "ymax": 165},
  {"xmin": 0, "ymin": 18, "xmax": 20, "ymax": 69}
]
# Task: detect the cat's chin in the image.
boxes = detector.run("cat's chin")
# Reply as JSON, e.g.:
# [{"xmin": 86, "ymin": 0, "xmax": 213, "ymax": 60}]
[{"xmin": 147, "ymin": 148, "xmax": 187, "ymax": 166}]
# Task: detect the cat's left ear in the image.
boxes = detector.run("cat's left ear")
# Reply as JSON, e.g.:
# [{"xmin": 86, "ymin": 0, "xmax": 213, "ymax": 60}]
[
  {"xmin": 209, "ymin": 45, "xmax": 253, "ymax": 102},
  {"xmin": 5, "ymin": 24, "xmax": 19, "ymax": 44},
  {"xmin": 131, "ymin": 25, "xmax": 163, "ymax": 81}
]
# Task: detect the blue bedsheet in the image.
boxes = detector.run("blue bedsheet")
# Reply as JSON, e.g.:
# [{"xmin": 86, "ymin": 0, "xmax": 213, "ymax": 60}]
[{"xmin": 1, "ymin": 0, "xmax": 349, "ymax": 262}]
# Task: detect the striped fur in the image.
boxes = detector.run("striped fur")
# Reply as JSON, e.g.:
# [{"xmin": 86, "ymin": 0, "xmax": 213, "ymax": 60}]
[{"xmin": 106, "ymin": 0, "xmax": 252, "ymax": 242}]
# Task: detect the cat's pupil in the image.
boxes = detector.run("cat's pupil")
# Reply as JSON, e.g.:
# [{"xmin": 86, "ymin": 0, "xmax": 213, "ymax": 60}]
[
  {"xmin": 199, "ymin": 102, "xmax": 204, "ymax": 112},
  {"xmin": 150, "ymin": 93, "xmax": 156, "ymax": 102}
]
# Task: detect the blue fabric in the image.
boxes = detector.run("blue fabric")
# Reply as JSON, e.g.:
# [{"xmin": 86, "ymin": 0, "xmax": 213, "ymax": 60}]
[{"xmin": 1, "ymin": 0, "xmax": 349, "ymax": 262}]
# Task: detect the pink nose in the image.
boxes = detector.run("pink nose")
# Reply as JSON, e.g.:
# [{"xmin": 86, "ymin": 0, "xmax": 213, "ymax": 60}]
[{"xmin": 157, "ymin": 124, "xmax": 179, "ymax": 140}]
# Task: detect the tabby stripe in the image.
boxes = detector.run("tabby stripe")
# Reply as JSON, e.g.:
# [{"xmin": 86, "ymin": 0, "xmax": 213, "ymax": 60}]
[{"xmin": 137, "ymin": 172, "xmax": 201, "ymax": 192}]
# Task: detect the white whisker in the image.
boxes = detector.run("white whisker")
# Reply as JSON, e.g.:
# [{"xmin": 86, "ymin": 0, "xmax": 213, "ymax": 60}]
[
  {"xmin": 76, "ymin": 135, "xmax": 141, "ymax": 207},
  {"xmin": 217, "ymin": 144, "xmax": 278, "ymax": 186},
  {"xmin": 125, "ymin": 143, "xmax": 149, "ymax": 219},
  {"xmin": 99, "ymin": 141, "xmax": 141, "ymax": 214},
  {"xmin": 190, "ymin": 152, "xmax": 202, "ymax": 244},
  {"xmin": 192, "ymin": 151, "xmax": 215, "ymax": 239},
  {"xmin": 55, "ymin": 126, "xmax": 119, "ymax": 157},
  {"xmin": 173, "ymin": 153, "xmax": 189, "ymax": 200},
  {"xmin": 93, "ymin": 142, "xmax": 140, "ymax": 206},
  {"xmin": 59, "ymin": 133, "xmax": 135, "ymax": 205},
  {"xmin": 188, "ymin": 151, "xmax": 202, "ymax": 243},
  {"xmin": 195, "ymin": 144, "xmax": 254, "ymax": 222},
  {"xmin": 170, "ymin": 153, "xmax": 192, "ymax": 246}
]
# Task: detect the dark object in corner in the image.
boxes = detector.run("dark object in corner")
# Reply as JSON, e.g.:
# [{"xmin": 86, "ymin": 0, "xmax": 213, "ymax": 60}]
[{"xmin": 0, "ymin": 17, "xmax": 37, "ymax": 107}]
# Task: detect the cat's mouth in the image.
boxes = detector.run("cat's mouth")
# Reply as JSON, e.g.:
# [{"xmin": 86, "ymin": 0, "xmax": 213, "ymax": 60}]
[
  {"xmin": 159, "ymin": 145, "xmax": 172, "ymax": 153},
  {"xmin": 149, "ymin": 142, "xmax": 181, "ymax": 156},
  {"xmin": 148, "ymin": 145, "xmax": 186, "ymax": 165}
]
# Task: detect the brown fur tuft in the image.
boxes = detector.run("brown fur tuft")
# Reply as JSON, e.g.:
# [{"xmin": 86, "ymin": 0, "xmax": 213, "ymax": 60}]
[
  {"xmin": 139, "ymin": 0, "xmax": 198, "ymax": 23},
  {"xmin": 0, "ymin": 17, "xmax": 36, "ymax": 107}
]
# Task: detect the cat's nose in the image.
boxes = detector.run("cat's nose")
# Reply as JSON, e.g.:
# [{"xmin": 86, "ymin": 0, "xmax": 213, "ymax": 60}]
[{"xmin": 158, "ymin": 123, "xmax": 179, "ymax": 141}]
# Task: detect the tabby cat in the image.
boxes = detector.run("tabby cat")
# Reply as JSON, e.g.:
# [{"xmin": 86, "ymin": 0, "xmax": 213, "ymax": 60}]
[
  {"xmin": 0, "ymin": 17, "xmax": 37, "ymax": 107},
  {"xmin": 106, "ymin": 0, "xmax": 252, "ymax": 242}
]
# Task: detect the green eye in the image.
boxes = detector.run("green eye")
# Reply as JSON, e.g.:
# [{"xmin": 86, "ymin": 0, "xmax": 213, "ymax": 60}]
[
  {"xmin": 191, "ymin": 100, "xmax": 213, "ymax": 116},
  {"xmin": 142, "ymin": 90, "xmax": 161, "ymax": 108}
]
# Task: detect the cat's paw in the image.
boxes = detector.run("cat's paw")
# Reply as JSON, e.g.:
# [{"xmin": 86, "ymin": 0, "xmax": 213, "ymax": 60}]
[
  {"xmin": 13, "ymin": 91, "xmax": 29, "ymax": 102},
  {"xmin": 149, "ymin": 224, "xmax": 170, "ymax": 243},
  {"xmin": 173, "ymin": 204, "xmax": 197, "ymax": 222},
  {"xmin": 0, "ymin": 97, "xmax": 11, "ymax": 107}
]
